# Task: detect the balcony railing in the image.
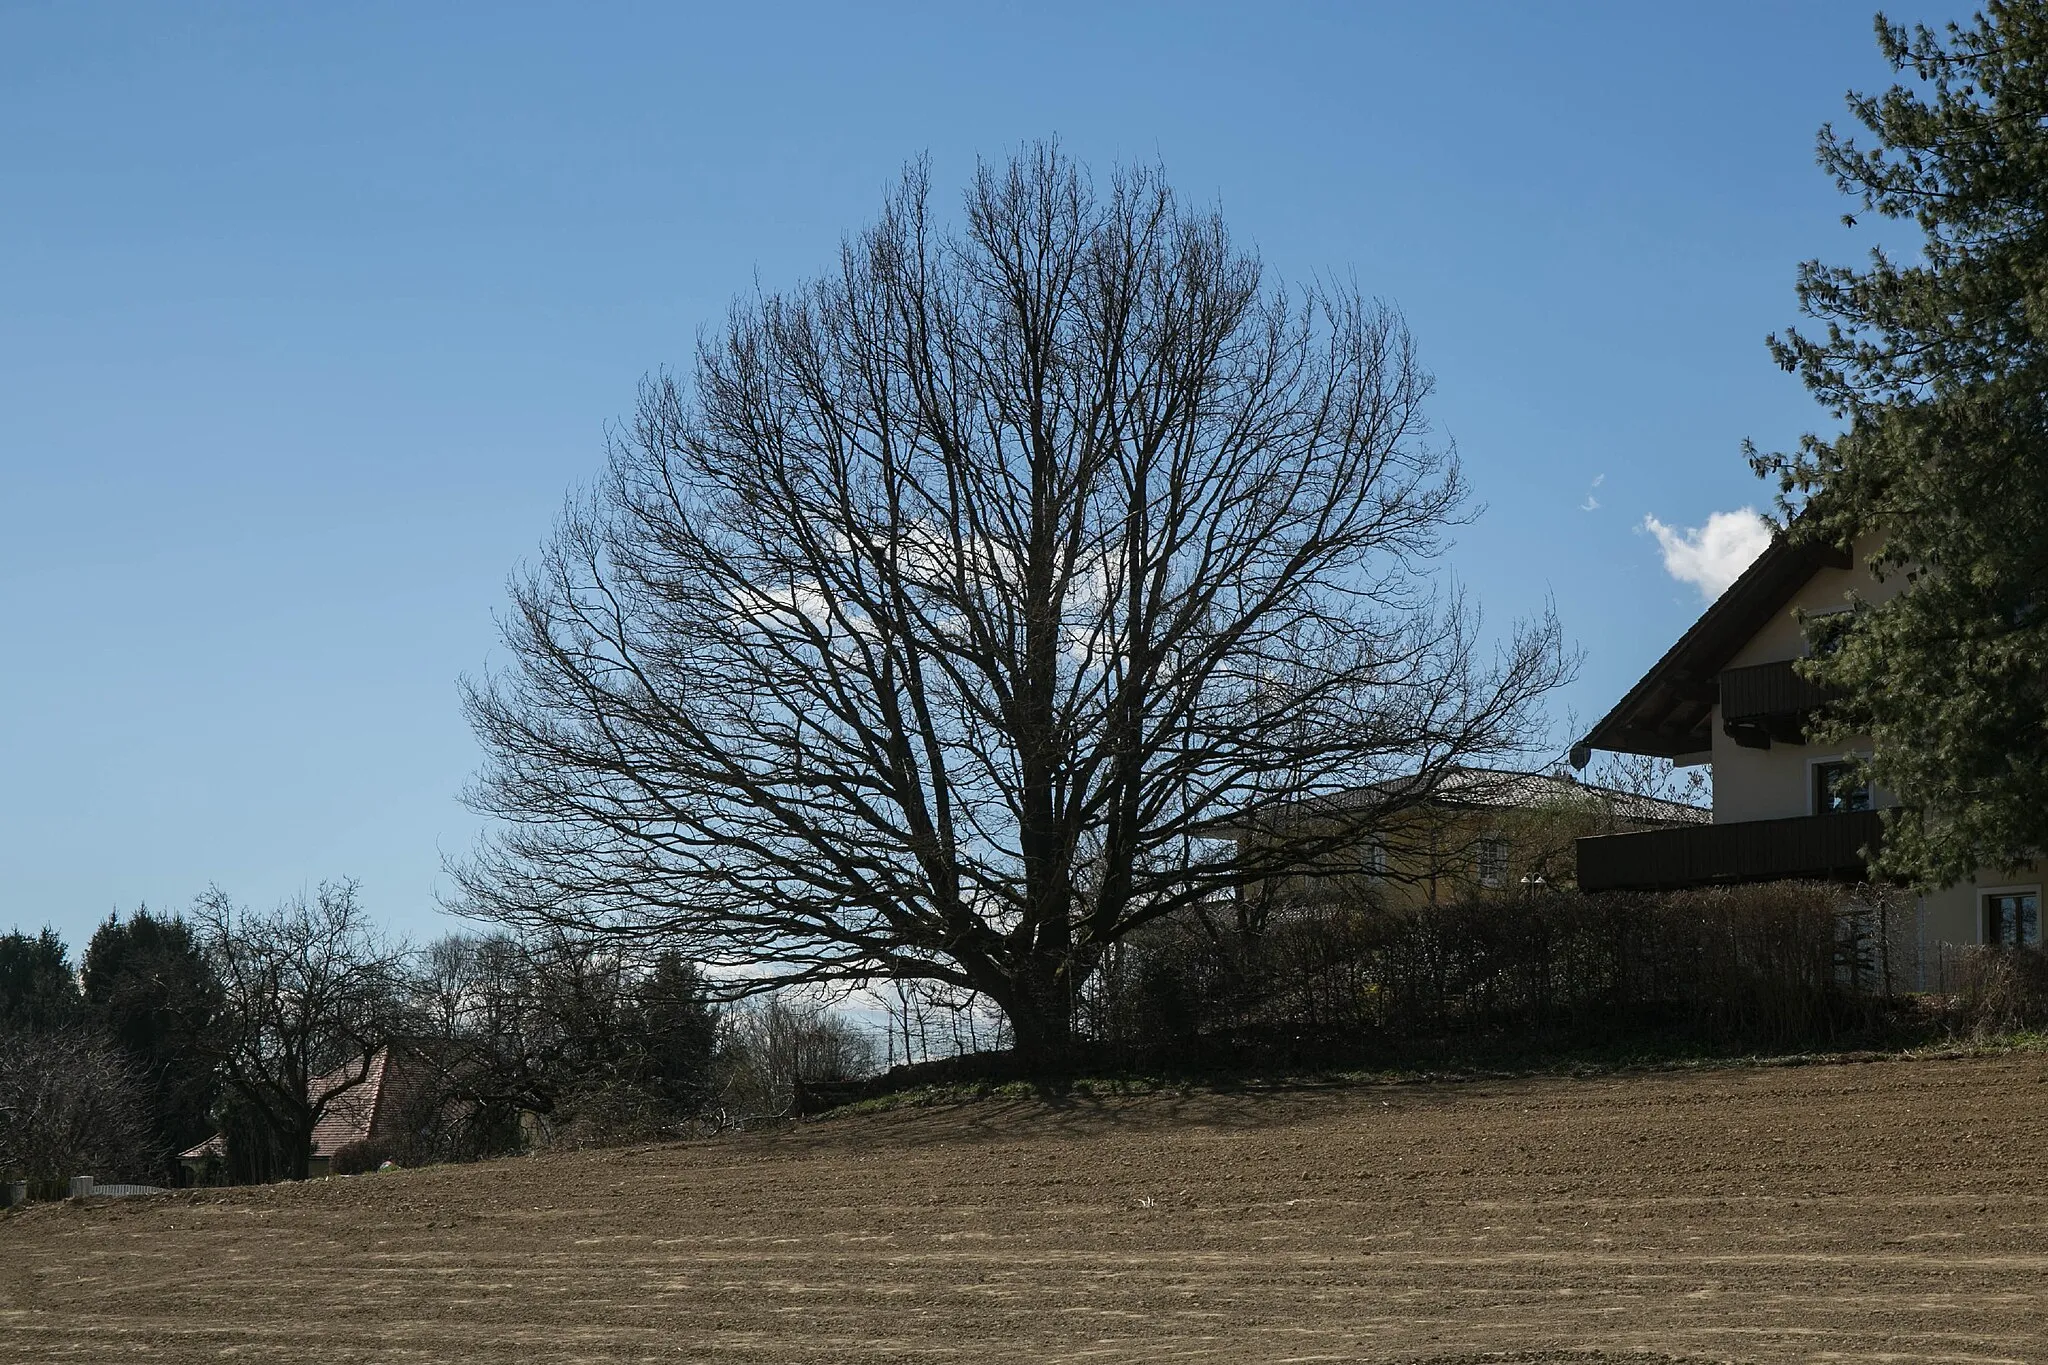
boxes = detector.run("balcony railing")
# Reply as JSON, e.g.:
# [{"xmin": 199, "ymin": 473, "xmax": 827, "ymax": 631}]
[
  {"xmin": 1719, "ymin": 659, "xmax": 1830, "ymax": 747},
  {"xmin": 1720, "ymin": 659, "xmax": 1828, "ymax": 723},
  {"xmin": 1576, "ymin": 810, "xmax": 1884, "ymax": 893}
]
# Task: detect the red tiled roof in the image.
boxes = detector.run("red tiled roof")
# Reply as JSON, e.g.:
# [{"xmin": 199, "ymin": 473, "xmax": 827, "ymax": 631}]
[
  {"xmin": 178, "ymin": 1048, "xmax": 399, "ymax": 1164},
  {"xmin": 308, "ymin": 1049, "xmax": 388, "ymax": 1158}
]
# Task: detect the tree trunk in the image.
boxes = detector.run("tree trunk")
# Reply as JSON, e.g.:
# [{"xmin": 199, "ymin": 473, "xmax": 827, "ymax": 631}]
[
  {"xmin": 994, "ymin": 962, "xmax": 1079, "ymax": 1075},
  {"xmin": 283, "ymin": 1112, "xmax": 315, "ymax": 1181}
]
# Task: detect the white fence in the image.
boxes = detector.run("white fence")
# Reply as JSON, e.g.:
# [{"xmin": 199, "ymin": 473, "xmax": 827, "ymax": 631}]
[{"xmin": 0, "ymin": 1177, "xmax": 169, "ymax": 1205}]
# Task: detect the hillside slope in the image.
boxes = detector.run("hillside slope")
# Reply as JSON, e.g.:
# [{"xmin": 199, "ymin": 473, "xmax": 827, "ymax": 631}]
[{"xmin": 5, "ymin": 1055, "xmax": 2045, "ymax": 1362}]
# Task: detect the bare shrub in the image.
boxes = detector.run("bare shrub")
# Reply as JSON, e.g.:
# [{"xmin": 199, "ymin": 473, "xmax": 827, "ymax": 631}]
[
  {"xmin": 1646, "ymin": 882, "xmax": 1872, "ymax": 1042},
  {"xmin": 0, "ymin": 1028, "xmax": 152, "ymax": 1189},
  {"xmin": 1083, "ymin": 880, "xmax": 1911, "ymax": 1066},
  {"xmin": 530, "ymin": 1082, "xmax": 681, "ymax": 1150},
  {"xmin": 717, "ymin": 998, "xmax": 876, "ymax": 1121},
  {"xmin": 329, "ymin": 1138, "xmax": 395, "ymax": 1175},
  {"xmin": 1941, "ymin": 947, "xmax": 2048, "ymax": 1039}
]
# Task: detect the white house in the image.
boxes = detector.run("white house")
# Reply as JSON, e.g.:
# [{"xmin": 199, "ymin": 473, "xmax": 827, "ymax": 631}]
[{"xmin": 1570, "ymin": 530, "xmax": 2037, "ymax": 951}]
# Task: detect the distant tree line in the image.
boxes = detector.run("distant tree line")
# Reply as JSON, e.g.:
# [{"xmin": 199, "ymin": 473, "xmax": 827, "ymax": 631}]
[
  {"xmin": 0, "ymin": 884, "xmax": 874, "ymax": 1193},
  {"xmin": 0, "ymin": 916, "xmax": 213, "ymax": 1192},
  {"xmin": 17, "ymin": 871, "xmax": 2047, "ymax": 1189}
]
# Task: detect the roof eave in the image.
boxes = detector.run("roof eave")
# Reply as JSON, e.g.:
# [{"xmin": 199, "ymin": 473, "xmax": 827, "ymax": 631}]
[{"xmin": 1572, "ymin": 533, "xmax": 1849, "ymax": 764}]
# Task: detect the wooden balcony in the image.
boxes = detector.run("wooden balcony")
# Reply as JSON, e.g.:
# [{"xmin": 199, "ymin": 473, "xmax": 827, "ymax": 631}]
[
  {"xmin": 1718, "ymin": 659, "xmax": 1829, "ymax": 748},
  {"xmin": 1576, "ymin": 810, "xmax": 1883, "ymax": 893},
  {"xmin": 1720, "ymin": 659, "xmax": 1828, "ymax": 723}
]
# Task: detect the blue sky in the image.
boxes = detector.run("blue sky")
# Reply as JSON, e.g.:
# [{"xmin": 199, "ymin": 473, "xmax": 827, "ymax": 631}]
[{"xmin": 0, "ymin": 1, "xmax": 1960, "ymax": 949}]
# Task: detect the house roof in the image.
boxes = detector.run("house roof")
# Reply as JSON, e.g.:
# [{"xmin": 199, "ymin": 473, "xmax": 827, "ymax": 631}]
[
  {"xmin": 308, "ymin": 1049, "xmax": 387, "ymax": 1158},
  {"xmin": 177, "ymin": 1048, "xmax": 396, "ymax": 1164},
  {"xmin": 1305, "ymin": 766, "xmax": 1709, "ymax": 827},
  {"xmin": 1571, "ymin": 533, "xmax": 1850, "ymax": 762},
  {"xmin": 1436, "ymin": 768, "xmax": 1709, "ymax": 824},
  {"xmin": 177, "ymin": 1133, "xmax": 225, "ymax": 1162}
]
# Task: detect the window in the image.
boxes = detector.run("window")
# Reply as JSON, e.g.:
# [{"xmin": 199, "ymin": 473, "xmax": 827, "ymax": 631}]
[
  {"xmin": 1361, "ymin": 839, "xmax": 1388, "ymax": 878},
  {"xmin": 1813, "ymin": 759, "xmax": 1872, "ymax": 814},
  {"xmin": 1985, "ymin": 890, "xmax": 2042, "ymax": 947},
  {"xmin": 1475, "ymin": 838, "xmax": 1509, "ymax": 888}
]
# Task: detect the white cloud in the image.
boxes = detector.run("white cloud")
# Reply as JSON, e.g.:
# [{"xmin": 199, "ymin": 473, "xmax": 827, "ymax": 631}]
[
  {"xmin": 1641, "ymin": 507, "xmax": 1772, "ymax": 600},
  {"xmin": 1579, "ymin": 494, "xmax": 1601, "ymax": 512}
]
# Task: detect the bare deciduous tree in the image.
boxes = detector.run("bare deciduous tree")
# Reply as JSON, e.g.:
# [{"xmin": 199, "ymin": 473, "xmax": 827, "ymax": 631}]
[
  {"xmin": 1579, "ymin": 752, "xmax": 1710, "ymax": 813},
  {"xmin": 460, "ymin": 146, "xmax": 1568, "ymax": 1066},
  {"xmin": 195, "ymin": 880, "xmax": 404, "ymax": 1179},
  {"xmin": 405, "ymin": 931, "xmax": 641, "ymax": 1124},
  {"xmin": 400, "ymin": 931, "xmax": 723, "ymax": 1148}
]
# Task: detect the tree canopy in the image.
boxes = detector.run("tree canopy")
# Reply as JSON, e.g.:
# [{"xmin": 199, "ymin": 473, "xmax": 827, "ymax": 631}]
[
  {"xmin": 194, "ymin": 881, "xmax": 405, "ymax": 1180},
  {"xmin": 0, "ymin": 929, "xmax": 81, "ymax": 1033},
  {"xmin": 82, "ymin": 910, "xmax": 222, "ymax": 1179},
  {"xmin": 1755, "ymin": 3, "xmax": 2048, "ymax": 887},
  {"xmin": 461, "ymin": 146, "xmax": 1566, "ymax": 1063}
]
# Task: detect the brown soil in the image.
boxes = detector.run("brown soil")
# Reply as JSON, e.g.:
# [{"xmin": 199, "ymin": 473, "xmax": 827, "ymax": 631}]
[{"xmin": 5, "ymin": 1053, "xmax": 2047, "ymax": 1363}]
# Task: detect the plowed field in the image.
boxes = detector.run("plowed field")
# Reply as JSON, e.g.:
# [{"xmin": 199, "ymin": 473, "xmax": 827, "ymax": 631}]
[{"xmin": 6, "ymin": 1054, "xmax": 2047, "ymax": 1363}]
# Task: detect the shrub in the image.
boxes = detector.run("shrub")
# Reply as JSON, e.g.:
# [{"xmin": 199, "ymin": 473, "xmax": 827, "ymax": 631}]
[
  {"xmin": 1941, "ymin": 946, "xmax": 2048, "ymax": 1039},
  {"xmin": 531, "ymin": 1082, "xmax": 677, "ymax": 1150},
  {"xmin": 1079, "ymin": 881, "xmax": 1914, "ymax": 1068},
  {"xmin": 330, "ymin": 1138, "xmax": 395, "ymax": 1175},
  {"xmin": 0, "ymin": 1027, "xmax": 151, "ymax": 1186}
]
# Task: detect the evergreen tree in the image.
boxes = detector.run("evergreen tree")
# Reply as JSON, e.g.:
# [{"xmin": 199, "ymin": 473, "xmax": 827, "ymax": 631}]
[
  {"xmin": 631, "ymin": 952, "xmax": 721, "ymax": 1113},
  {"xmin": 82, "ymin": 910, "xmax": 223, "ymax": 1180},
  {"xmin": 0, "ymin": 928, "xmax": 82, "ymax": 1032},
  {"xmin": 1755, "ymin": 3, "xmax": 2048, "ymax": 886}
]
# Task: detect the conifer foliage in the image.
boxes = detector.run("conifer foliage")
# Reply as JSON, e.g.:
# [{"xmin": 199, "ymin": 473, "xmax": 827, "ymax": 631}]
[{"xmin": 1756, "ymin": 3, "xmax": 2048, "ymax": 886}]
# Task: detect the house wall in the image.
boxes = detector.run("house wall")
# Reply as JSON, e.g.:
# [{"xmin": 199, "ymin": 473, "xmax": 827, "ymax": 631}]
[
  {"xmin": 1713, "ymin": 533, "xmax": 1897, "ymax": 826},
  {"xmin": 1709, "ymin": 715, "xmax": 1884, "ymax": 824},
  {"xmin": 1722, "ymin": 531, "xmax": 1902, "ymax": 671},
  {"xmin": 1370, "ymin": 806, "xmax": 1549, "ymax": 908},
  {"xmin": 1253, "ymin": 805, "xmax": 1520, "ymax": 913},
  {"xmin": 1702, "ymin": 532, "xmax": 2029, "ymax": 947},
  {"xmin": 1919, "ymin": 872, "xmax": 2044, "ymax": 948},
  {"xmin": 1257, "ymin": 795, "xmax": 1698, "ymax": 913}
]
